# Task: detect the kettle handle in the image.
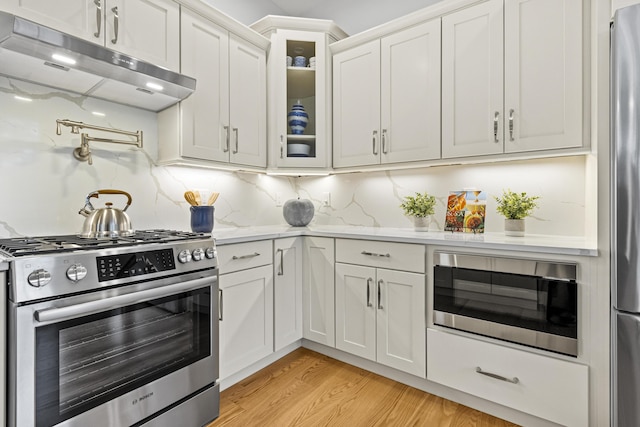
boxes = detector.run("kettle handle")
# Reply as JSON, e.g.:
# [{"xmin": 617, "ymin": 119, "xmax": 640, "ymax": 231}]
[{"xmin": 89, "ymin": 189, "xmax": 133, "ymax": 212}]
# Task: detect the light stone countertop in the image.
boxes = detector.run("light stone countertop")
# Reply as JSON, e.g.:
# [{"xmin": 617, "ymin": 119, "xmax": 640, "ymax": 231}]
[{"xmin": 212, "ymin": 225, "xmax": 598, "ymax": 257}]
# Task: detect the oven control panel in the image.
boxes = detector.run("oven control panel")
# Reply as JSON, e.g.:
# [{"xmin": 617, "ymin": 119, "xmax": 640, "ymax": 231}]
[{"xmin": 97, "ymin": 249, "xmax": 176, "ymax": 282}]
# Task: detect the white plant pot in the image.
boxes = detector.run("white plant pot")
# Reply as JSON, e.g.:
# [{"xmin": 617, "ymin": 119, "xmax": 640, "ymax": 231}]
[
  {"xmin": 504, "ymin": 219, "xmax": 525, "ymax": 237},
  {"xmin": 412, "ymin": 216, "xmax": 431, "ymax": 232}
]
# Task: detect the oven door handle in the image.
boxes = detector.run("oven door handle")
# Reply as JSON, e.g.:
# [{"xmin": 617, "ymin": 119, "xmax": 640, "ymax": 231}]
[{"xmin": 34, "ymin": 276, "xmax": 215, "ymax": 323}]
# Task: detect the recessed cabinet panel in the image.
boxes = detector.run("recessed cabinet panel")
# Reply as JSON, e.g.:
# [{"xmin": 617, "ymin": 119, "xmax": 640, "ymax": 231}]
[{"xmin": 303, "ymin": 237, "xmax": 335, "ymax": 347}]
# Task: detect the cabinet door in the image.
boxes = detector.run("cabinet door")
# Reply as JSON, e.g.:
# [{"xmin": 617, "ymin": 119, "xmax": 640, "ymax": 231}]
[
  {"xmin": 107, "ymin": 0, "xmax": 179, "ymax": 71},
  {"xmin": 381, "ymin": 19, "xmax": 441, "ymax": 164},
  {"xmin": 274, "ymin": 237, "xmax": 303, "ymax": 351},
  {"xmin": 2, "ymin": 0, "xmax": 100, "ymax": 42},
  {"xmin": 229, "ymin": 35, "xmax": 267, "ymax": 168},
  {"xmin": 219, "ymin": 265, "xmax": 274, "ymax": 379},
  {"xmin": 335, "ymin": 263, "xmax": 376, "ymax": 361},
  {"xmin": 503, "ymin": 0, "xmax": 582, "ymax": 153},
  {"xmin": 376, "ymin": 269, "xmax": 425, "ymax": 377},
  {"xmin": 303, "ymin": 237, "xmax": 335, "ymax": 347},
  {"xmin": 180, "ymin": 10, "xmax": 230, "ymax": 163},
  {"xmin": 333, "ymin": 40, "xmax": 381, "ymax": 168},
  {"xmin": 442, "ymin": 0, "xmax": 504, "ymax": 158}
]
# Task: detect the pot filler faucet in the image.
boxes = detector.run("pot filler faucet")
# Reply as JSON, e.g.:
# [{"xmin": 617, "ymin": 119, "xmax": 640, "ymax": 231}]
[{"xmin": 56, "ymin": 119, "xmax": 143, "ymax": 165}]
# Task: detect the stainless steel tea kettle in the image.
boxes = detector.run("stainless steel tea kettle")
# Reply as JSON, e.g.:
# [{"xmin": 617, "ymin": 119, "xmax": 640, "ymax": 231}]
[{"xmin": 78, "ymin": 189, "xmax": 134, "ymax": 238}]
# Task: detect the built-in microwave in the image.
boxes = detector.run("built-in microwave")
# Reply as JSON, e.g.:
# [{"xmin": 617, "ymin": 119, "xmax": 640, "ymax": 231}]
[{"xmin": 433, "ymin": 252, "xmax": 578, "ymax": 356}]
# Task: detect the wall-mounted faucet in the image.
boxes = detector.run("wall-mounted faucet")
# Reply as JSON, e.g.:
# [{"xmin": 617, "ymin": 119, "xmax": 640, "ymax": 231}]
[{"xmin": 56, "ymin": 119, "xmax": 143, "ymax": 165}]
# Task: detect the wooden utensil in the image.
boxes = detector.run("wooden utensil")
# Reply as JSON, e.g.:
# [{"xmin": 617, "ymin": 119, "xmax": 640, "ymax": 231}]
[
  {"xmin": 184, "ymin": 191, "xmax": 198, "ymax": 206},
  {"xmin": 207, "ymin": 192, "xmax": 219, "ymax": 205},
  {"xmin": 194, "ymin": 191, "xmax": 202, "ymax": 206}
]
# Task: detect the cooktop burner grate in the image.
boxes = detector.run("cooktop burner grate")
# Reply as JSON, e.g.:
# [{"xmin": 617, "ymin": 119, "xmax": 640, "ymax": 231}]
[{"xmin": 0, "ymin": 230, "xmax": 209, "ymax": 256}]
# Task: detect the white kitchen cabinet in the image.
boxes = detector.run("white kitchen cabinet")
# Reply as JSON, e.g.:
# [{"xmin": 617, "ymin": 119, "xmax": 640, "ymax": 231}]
[
  {"xmin": 3, "ymin": 0, "xmax": 180, "ymax": 71},
  {"xmin": 217, "ymin": 241, "xmax": 274, "ymax": 379},
  {"xmin": 427, "ymin": 328, "xmax": 588, "ymax": 427},
  {"xmin": 441, "ymin": 0, "xmax": 583, "ymax": 158},
  {"xmin": 334, "ymin": 239, "xmax": 426, "ymax": 377},
  {"xmin": 274, "ymin": 237, "xmax": 303, "ymax": 351},
  {"xmin": 302, "ymin": 236, "xmax": 335, "ymax": 347},
  {"xmin": 158, "ymin": 8, "xmax": 267, "ymax": 169},
  {"xmin": 333, "ymin": 19, "xmax": 441, "ymax": 168}
]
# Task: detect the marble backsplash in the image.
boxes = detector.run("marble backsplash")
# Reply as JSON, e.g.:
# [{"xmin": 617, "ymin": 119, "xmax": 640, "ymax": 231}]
[{"xmin": 0, "ymin": 77, "xmax": 590, "ymax": 238}]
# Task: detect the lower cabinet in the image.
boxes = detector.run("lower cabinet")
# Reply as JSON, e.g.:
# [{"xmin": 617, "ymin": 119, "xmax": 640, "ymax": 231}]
[
  {"xmin": 427, "ymin": 328, "xmax": 588, "ymax": 427},
  {"xmin": 217, "ymin": 241, "xmax": 274, "ymax": 380},
  {"xmin": 274, "ymin": 237, "xmax": 303, "ymax": 351},
  {"xmin": 302, "ymin": 236, "xmax": 335, "ymax": 347},
  {"xmin": 335, "ymin": 263, "xmax": 425, "ymax": 377}
]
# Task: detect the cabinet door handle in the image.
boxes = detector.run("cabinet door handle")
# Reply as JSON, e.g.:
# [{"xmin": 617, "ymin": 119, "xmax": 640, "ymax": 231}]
[
  {"xmin": 93, "ymin": 0, "xmax": 102, "ymax": 38},
  {"xmin": 475, "ymin": 367, "xmax": 519, "ymax": 384},
  {"xmin": 280, "ymin": 134, "xmax": 284, "ymax": 159},
  {"xmin": 110, "ymin": 6, "xmax": 119, "ymax": 45},
  {"xmin": 366, "ymin": 278, "xmax": 373, "ymax": 307},
  {"xmin": 232, "ymin": 252, "xmax": 260, "ymax": 260},
  {"xmin": 276, "ymin": 248, "xmax": 284, "ymax": 276},
  {"xmin": 508, "ymin": 109, "xmax": 515, "ymax": 141},
  {"xmin": 223, "ymin": 125, "xmax": 230, "ymax": 153},
  {"xmin": 382, "ymin": 129, "xmax": 388, "ymax": 153},
  {"xmin": 377, "ymin": 279, "xmax": 383, "ymax": 310},
  {"xmin": 232, "ymin": 127, "xmax": 239, "ymax": 154},
  {"xmin": 218, "ymin": 289, "xmax": 223, "ymax": 321},
  {"xmin": 361, "ymin": 251, "xmax": 390, "ymax": 258},
  {"xmin": 372, "ymin": 130, "xmax": 378, "ymax": 155},
  {"xmin": 493, "ymin": 111, "xmax": 499, "ymax": 143}
]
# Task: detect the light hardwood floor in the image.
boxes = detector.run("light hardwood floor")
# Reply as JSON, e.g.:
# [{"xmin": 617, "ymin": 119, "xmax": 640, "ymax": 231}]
[{"xmin": 209, "ymin": 348, "xmax": 519, "ymax": 427}]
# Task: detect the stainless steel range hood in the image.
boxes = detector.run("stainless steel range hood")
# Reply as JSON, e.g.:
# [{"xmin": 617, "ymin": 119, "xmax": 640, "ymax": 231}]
[{"xmin": 0, "ymin": 11, "xmax": 196, "ymax": 111}]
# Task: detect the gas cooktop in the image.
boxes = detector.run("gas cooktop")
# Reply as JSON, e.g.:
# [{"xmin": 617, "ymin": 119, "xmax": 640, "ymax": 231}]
[{"xmin": 0, "ymin": 229, "xmax": 210, "ymax": 257}]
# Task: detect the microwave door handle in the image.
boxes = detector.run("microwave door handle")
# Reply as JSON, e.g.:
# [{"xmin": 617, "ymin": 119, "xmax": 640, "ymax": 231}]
[{"xmin": 34, "ymin": 276, "xmax": 215, "ymax": 323}]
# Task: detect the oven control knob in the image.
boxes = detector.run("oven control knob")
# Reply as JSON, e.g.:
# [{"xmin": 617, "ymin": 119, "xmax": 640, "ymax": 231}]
[
  {"xmin": 27, "ymin": 269, "xmax": 52, "ymax": 288},
  {"xmin": 192, "ymin": 248, "xmax": 205, "ymax": 261},
  {"xmin": 205, "ymin": 247, "xmax": 216, "ymax": 259},
  {"xmin": 66, "ymin": 264, "xmax": 88, "ymax": 282},
  {"xmin": 178, "ymin": 249, "xmax": 192, "ymax": 263}
]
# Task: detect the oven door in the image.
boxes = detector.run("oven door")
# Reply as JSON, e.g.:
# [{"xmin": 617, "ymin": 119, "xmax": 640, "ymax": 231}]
[{"xmin": 9, "ymin": 271, "xmax": 218, "ymax": 427}]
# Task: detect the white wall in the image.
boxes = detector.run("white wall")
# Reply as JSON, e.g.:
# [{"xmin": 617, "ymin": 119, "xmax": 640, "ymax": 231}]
[{"xmin": 0, "ymin": 77, "xmax": 588, "ymax": 238}]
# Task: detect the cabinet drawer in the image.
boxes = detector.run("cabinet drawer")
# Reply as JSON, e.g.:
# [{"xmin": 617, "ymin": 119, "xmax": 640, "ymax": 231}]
[
  {"xmin": 427, "ymin": 329, "xmax": 588, "ymax": 427},
  {"xmin": 335, "ymin": 239, "xmax": 425, "ymax": 273},
  {"xmin": 217, "ymin": 240, "xmax": 273, "ymax": 274}
]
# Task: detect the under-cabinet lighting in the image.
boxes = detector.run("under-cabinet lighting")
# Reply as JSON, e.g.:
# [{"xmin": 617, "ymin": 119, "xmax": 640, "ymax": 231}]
[
  {"xmin": 14, "ymin": 95, "xmax": 32, "ymax": 102},
  {"xmin": 146, "ymin": 82, "xmax": 164, "ymax": 91},
  {"xmin": 92, "ymin": 111, "xmax": 106, "ymax": 117},
  {"xmin": 51, "ymin": 53, "xmax": 76, "ymax": 65}
]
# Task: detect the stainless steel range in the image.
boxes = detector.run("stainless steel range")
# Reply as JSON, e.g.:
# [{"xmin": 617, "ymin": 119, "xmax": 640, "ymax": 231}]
[{"xmin": 4, "ymin": 230, "xmax": 219, "ymax": 427}]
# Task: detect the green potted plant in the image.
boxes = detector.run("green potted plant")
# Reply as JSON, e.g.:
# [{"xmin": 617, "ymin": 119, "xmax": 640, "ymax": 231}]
[
  {"xmin": 400, "ymin": 192, "xmax": 436, "ymax": 231},
  {"xmin": 494, "ymin": 189, "xmax": 540, "ymax": 236}
]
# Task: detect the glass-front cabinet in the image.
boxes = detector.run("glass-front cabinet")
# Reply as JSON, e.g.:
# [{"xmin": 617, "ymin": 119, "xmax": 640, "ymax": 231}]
[{"xmin": 251, "ymin": 17, "xmax": 347, "ymax": 172}]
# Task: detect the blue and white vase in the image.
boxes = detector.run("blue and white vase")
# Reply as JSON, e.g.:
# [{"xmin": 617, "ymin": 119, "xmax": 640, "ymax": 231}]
[{"xmin": 287, "ymin": 101, "xmax": 308, "ymax": 135}]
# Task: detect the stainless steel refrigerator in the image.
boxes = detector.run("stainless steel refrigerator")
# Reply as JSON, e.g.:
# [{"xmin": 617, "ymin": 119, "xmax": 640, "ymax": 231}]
[{"xmin": 612, "ymin": 4, "xmax": 640, "ymax": 426}]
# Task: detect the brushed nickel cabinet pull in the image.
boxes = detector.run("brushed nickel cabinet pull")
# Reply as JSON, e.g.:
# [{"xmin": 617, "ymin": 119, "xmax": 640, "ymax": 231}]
[
  {"xmin": 223, "ymin": 125, "xmax": 230, "ymax": 152},
  {"xmin": 509, "ymin": 109, "xmax": 515, "ymax": 141},
  {"xmin": 110, "ymin": 6, "xmax": 119, "ymax": 44},
  {"xmin": 366, "ymin": 278, "xmax": 373, "ymax": 307},
  {"xmin": 233, "ymin": 127, "xmax": 239, "ymax": 154},
  {"xmin": 232, "ymin": 252, "xmax": 260, "ymax": 260},
  {"xmin": 280, "ymin": 134, "xmax": 284, "ymax": 159},
  {"xmin": 219, "ymin": 289, "xmax": 223, "ymax": 321},
  {"xmin": 361, "ymin": 251, "xmax": 390, "ymax": 258},
  {"xmin": 377, "ymin": 279, "xmax": 383, "ymax": 310},
  {"xmin": 277, "ymin": 248, "xmax": 284, "ymax": 276},
  {"xmin": 382, "ymin": 129, "xmax": 388, "ymax": 153},
  {"xmin": 493, "ymin": 111, "xmax": 499, "ymax": 143},
  {"xmin": 93, "ymin": 0, "xmax": 102, "ymax": 38},
  {"xmin": 372, "ymin": 130, "xmax": 378, "ymax": 155},
  {"xmin": 475, "ymin": 367, "xmax": 519, "ymax": 384}
]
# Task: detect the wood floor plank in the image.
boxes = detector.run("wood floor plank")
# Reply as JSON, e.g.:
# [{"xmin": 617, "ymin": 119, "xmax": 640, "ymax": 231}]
[{"xmin": 208, "ymin": 348, "xmax": 520, "ymax": 427}]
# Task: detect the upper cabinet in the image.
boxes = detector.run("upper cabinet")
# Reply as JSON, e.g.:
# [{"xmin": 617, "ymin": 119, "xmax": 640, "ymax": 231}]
[
  {"xmin": 441, "ymin": 0, "xmax": 583, "ymax": 158},
  {"xmin": 3, "ymin": 0, "xmax": 180, "ymax": 71},
  {"xmin": 251, "ymin": 17, "xmax": 347, "ymax": 172},
  {"xmin": 333, "ymin": 19, "xmax": 441, "ymax": 168},
  {"xmin": 158, "ymin": 7, "xmax": 267, "ymax": 170}
]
